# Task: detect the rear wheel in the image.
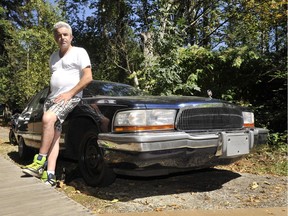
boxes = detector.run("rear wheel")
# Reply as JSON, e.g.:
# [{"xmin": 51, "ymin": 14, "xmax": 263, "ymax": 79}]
[
  {"xmin": 79, "ymin": 129, "xmax": 116, "ymax": 187},
  {"xmin": 9, "ymin": 129, "xmax": 17, "ymax": 145},
  {"xmin": 18, "ymin": 137, "xmax": 33, "ymax": 160}
]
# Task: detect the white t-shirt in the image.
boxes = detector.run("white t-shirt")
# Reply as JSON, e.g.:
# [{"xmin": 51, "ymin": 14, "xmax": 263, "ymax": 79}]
[{"xmin": 48, "ymin": 46, "xmax": 91, "ymax": 99}]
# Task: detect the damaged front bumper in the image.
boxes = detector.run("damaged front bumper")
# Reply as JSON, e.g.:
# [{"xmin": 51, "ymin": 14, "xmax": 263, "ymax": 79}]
[{"xmin": 97, "ymin": 128, "xmax": 268, "ymax": 176}]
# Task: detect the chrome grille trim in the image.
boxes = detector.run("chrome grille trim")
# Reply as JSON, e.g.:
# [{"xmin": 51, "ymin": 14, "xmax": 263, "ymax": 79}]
[{"xmin": 176, "ymin": 105, "xmax": 243, "ymax": 131}]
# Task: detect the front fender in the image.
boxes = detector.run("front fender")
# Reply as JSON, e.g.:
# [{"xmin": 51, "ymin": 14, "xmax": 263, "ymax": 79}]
[
  {"xmin": 68, "ymin": 104, "xmax": 101, "ymax": 125},
  {"xmin": 63, "ymin": 104, "xmax": 103, "ymax": 159}
]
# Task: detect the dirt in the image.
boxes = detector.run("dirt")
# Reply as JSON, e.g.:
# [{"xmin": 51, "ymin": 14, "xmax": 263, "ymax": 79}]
[
  {"xmin": 61, "ymin": 169, "xmax": 287, "ymax": 214},
  {"xmin": 0, "ymin": 125, "xmax": 287, "ymax": 215}
]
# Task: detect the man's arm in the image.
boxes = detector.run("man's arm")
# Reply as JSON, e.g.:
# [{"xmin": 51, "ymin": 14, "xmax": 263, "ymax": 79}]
[{"xmin": 54, "ymin": 66, "xmax": 93, "ymax": 103}]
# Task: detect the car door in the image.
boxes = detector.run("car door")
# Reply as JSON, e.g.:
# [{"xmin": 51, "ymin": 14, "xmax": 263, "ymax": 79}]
[
  {"xmin": 17, "ymin": 89, "xmax": 47, "ymax": 147},
  {"xmin": 16, "ymin": 100, "xmax": 34, "ymax": 144},
  {"xmin": 28, "ymin": 88, "xmax": 49, "ymax": 148}
]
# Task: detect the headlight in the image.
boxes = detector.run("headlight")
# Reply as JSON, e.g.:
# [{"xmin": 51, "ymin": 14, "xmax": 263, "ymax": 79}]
[
  {"xmin": 242, "ymin": 111, "xmax": 254, "ymax": 128},
  {"xmin": 114, "ymin": 109, "xmax": 176, "ymax": 132}
]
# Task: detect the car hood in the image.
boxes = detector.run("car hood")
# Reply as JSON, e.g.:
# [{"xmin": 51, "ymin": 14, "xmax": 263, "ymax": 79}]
[{"xmin": 83, "ymin": 95, "xmax": 239, "ymax": 110}]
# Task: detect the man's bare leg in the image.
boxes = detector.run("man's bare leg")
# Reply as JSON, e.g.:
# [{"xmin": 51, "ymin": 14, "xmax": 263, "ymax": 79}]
[
  {"xmin": 47, "ymin": 130, "xmax": 61, "ymax": 172},
  {"xmin": 39, "ymin": 111, "xmax": 58, "ymax": 155},
  {"xmin": 22, "ymin": 111, "xmax": 58, "ymax": 177}
]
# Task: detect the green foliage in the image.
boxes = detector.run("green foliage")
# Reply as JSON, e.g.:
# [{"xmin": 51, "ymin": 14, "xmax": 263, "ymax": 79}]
[
  {"xmin": 0, "ymin": 0, "xmax": 286, "ymax": 135},
  {"xmin": 138, "ymin": 45, "xmax": 216, "ymax": 96},
  {"xmin": 0, "ymin": 0, "xmax": 61, "ymax": 109},
  {"xmin": 252, "ymin": 143, "xmax": 287, "ymax": 176},
  {"xmin": 137, "ymin": 50, "xmax": 183, "ymax": 95},
  {"xmin": 268, "ymin": 132, "xmax": 288, "ymax": 150}
]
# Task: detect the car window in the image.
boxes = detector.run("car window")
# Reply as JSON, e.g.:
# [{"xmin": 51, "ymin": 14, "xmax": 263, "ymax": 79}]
[{"xmin": 27, "ymin": 88, "xmax": 49, "ymax": 112}]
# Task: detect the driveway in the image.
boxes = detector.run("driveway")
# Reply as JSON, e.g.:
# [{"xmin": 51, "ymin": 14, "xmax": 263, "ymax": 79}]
[{"xmin": 0, "ymin": 124, "xmax": 286, "ymax": 216}]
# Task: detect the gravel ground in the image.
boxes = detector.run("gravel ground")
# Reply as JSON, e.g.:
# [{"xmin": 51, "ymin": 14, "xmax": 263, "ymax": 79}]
[
  {"xmin": 0, "ymin": 125, "xmax": 287, "ymax": 214},
  {"xmin": 65, "ymin": 168, "xmax": 287, "ymax": 214}
]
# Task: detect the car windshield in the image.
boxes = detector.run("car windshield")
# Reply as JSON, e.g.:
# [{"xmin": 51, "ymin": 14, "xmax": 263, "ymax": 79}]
[{"xmin": 83, "ymin": 81, "xmax": 147, "ymax": 97}]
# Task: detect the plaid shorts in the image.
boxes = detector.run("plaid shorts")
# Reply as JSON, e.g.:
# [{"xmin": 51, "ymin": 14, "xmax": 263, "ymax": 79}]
[{"xmin": 44, "ymin": 97, "xmax": 81, "ymax": 131}]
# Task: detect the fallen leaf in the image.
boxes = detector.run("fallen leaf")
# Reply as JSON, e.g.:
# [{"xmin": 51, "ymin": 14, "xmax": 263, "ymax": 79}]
[
  {"xmin": 154, "ymin": 206, "xmax": 165, "ymax": 212},
  {"xmin": 263, "ymin": 181, "xmax": 271, "ymax": 185},
  {"xmin": 224, "ymin": 201, "xmax": 230, "ymax": 206},
  {"xmin": 58, "ymin": 180, "xmax": 65, "ymax": 188},
  {"xmin": 168, "ymin": 203, "xmax": 181, "ymax": 209},
  {"xmin": 250, "ymin": 182, "xmax": 259, "ymax": 190},
  {"xmin": 204, "ymin": 194, "xmax": 211, "ymax": 201},
  {"xmin": 104, "ymin": 204, "xmax": 112, "ymax": 208}
]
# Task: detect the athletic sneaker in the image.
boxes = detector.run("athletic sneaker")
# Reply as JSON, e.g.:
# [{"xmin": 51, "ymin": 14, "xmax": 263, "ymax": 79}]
[
  {"xmin": 22, "ymin": 154, "xmax": 47, "ymax": 178},
  {"xmin": 41, "ymin": 170, "xmax": 48, "ymax": 181},
  {"xmin": 41, "ymin": 172, "xmax": 57, "ymax": 187}
]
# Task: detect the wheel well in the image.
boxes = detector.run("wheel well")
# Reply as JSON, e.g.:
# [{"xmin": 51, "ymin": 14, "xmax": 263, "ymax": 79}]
[
  {"xmin": 18, "ymin": 136, "xmax": 35, "ymax": 159},
  {"xmin": 65, "ymin": 117, "xmax": 100, "ymax": 159}
]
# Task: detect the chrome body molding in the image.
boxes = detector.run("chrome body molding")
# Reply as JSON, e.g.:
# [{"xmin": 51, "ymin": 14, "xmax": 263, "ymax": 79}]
[{"xmin": 98, "ymin": 131, "xmax": 219, "ymax": 152}]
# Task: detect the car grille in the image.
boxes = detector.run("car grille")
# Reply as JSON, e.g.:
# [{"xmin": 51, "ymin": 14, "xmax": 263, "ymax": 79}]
[{"xmin": 176, "ymin": 106, "xmax": 243, "ymax": 131}]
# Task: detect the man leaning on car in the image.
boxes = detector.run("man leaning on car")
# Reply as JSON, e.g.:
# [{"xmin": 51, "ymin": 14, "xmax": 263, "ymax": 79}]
[{"xmin": 22, "ymin": 21, "xmax": 93, "ymax": 186}]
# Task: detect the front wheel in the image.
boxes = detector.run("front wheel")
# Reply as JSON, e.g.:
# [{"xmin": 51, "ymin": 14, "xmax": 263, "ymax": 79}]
[{"xmin": 78, "ymin": 130, "xmax": 116, "ymax": 187}]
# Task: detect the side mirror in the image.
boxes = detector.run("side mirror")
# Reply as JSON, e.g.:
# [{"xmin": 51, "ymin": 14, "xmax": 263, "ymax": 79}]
[{"xmin": 39, "ymin": 98, "xmax": 46, "ymax": 104}]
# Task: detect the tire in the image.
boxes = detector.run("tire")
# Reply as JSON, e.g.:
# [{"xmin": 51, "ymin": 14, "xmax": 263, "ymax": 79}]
[
  {"xmin": 79, "ymin": 129, "xmax": 116, "ymax": 187},
  {"xmin": 9, "ymin": 129, "xmax": 17, "ymax": 145},
  {"xmin": 18, "ymin": 137, "xmax": 33, "ymax": 160}
]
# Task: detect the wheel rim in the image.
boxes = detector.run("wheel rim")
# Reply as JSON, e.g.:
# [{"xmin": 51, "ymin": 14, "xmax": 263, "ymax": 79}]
[{"xmin": 82, "ymin": 135, "xmax": 104, "ymax": 177}]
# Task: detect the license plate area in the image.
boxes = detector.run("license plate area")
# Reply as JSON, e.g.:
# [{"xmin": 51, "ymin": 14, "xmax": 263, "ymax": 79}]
[{"xmin": 220, "ymin": 132, "xmax": 250, "ymax": 157}]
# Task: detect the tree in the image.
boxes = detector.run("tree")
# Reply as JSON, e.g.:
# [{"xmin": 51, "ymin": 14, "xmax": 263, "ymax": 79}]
[
  {"xmin": 0, "ymin": 0, "xmax": 286, "ymax": 133},
  {"xmin": 0, "ymin": 0, "xmax": 61, "ymax": 109},
  {"xmin": 58, "ymin": 0, "xmax": 143, "ymax": 86}
]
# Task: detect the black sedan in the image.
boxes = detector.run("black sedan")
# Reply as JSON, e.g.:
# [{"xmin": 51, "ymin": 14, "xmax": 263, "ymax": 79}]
[{"xmin": 14, "ymin": 80, "xmax": 268, "ymax": 186}]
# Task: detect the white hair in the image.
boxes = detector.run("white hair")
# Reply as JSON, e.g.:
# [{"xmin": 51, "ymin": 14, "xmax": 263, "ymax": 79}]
[{"xmin": 53, "ymin": 21, "xmax": 73, "ymax": 35}]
